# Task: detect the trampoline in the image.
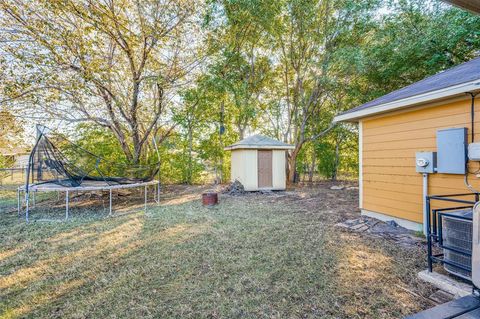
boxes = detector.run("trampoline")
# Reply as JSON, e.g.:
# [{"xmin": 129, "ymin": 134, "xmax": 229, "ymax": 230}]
[
  {"xmin": 18, "ymin": 125, "xmax": 161, "ymax": 221},
  {"xmin": 18, "ymin": 180, "xmax": 160, "ymax": 221}
]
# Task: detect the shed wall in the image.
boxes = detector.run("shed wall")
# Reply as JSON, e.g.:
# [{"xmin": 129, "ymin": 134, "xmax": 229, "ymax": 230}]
[
  {"xmin": 230, "ymin": 149, "xmax": 288, "ymax": 191},
  {"xmin": 230, "ymin": 150, "xmax": 242, "ymax": 185},
  {"xmin": 230, "ymin": 149, "xmax": 258, "ymax": 191},
  {"xmin": 362, "ymin": 97, "xmax": 480, "ymax": 224}
]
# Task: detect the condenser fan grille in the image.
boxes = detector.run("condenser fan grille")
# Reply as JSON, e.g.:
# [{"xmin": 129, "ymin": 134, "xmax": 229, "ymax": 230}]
[{"xmin": 442, "ymin": 210, "xmax": 473, "ymax": 280}]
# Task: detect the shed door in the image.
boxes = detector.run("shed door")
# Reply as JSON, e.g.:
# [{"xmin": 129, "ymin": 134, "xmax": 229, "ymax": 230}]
[{"xmin": 257, "ymin": 150, "xmax": 272, "ymax": 188}]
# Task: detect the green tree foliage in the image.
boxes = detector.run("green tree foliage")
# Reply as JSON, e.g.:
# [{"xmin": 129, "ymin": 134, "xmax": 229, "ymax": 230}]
[
  {"xmin": 0, "ymin": 110, "xmax": 24, "ymax": 149},
  {"xmin": 335, "ymin": 1, "xmax": 480, "ymax": 105},
  {"xmin": 260, "ymin": 0, "xmax": 380, "ymax": 182},
  {"xmin": 203, "ymin": 0, "xmax": 380, "ymax": 182},
  {"xmin": 204, "ymin": 0, "xmax": 275, "ymax": 139},
  {"xmin": 2, "ymin": 0, "xmax": 480, "ymax": 183},
  {"xmin": 71, "ymin": 125, "xmax": 128, "ymax": 165},
  {"xmin": 173, "ymin": 88, "xmax": 207, "ymax": 184},
  {"xmin": 0, "ymin": 109, "xmax": 24, "ymax": 170},
  {"xmin": 0, "ymin": 154, "xmax": 13, "ymax": 171},
  {"xmin": 314, "ymin": 125, "xmax": 358, "ymax": 180}
]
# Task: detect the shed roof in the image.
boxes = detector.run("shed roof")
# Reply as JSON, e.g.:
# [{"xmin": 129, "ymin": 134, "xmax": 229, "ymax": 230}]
[
  {"xmin": 443, "ymin": 0, "xmax": 480, "ymax": 14},
  {"xmin": 224, "ymin": 134, "xmax": 295, "ymax": 151},
  {"xmin": 334, "ymin": 57, "xmax": 480, "ymax": 122}
]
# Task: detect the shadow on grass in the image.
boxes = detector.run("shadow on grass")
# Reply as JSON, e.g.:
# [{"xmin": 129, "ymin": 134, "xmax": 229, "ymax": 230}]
[
  {"xmin": 1, "ymin": 202, "xmax": 212, "ymax": 318},
  {"xmin": 329, "ymin": 231, "xmax": 437, "ymax": 319}
]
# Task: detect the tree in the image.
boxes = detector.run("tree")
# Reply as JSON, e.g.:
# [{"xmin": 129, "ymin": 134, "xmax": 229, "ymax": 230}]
[
  {"xmin": 0, "ymin": 109, "xmax": 24, "ymax": 170},
  {"xmin": 208, "ymin": 51, "xmax": 271, "ymax": 139},
  {"xmin": 204, "ymin": 0, "xmax": 275, "ymax": 139},
  {"xmin": 4, "ymin": 0, "xmax": 480, "ymax": 185},
  {"xmin": 0, "ymin": 0, "xmax": 203, "ymax": 164},
  {"xmin": 336, "ymin": 0, "xmax": 480, "ymax": 105},
  {"xmin": 266, "ymin": 0, "xmax": 378, "ymax": 182},
  {"xmin": 314, "ymin": 124, "xmax": 357, "ymax": 180},
  {"xmin": 0, "ymin": 109, "xmax": 24, "ymax": 149},
  {"xmin": 177, "ymin": 90, "xmax": 202, "ymax": 184}
]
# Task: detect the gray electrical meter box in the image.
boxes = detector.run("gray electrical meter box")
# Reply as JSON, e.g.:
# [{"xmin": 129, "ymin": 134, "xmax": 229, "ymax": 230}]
[
  {"xmin": 415, "ymin": 152, "xmax": 437, "ymax": 173},
  {"xmin": 436, "ymin": 127, "xmax": 467, "ymax": 174}
]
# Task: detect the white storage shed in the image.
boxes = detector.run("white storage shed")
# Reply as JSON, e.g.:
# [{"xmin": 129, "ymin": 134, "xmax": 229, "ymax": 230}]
[{"xmin": 224, "ymin": 135, "xmax": 295, "ymax": 191}]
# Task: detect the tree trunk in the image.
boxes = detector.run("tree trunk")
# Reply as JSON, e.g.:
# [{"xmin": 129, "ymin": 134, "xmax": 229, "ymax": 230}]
[
  {"xmin": 187, "ymin": 125, "xmax": 193, "ymax": 184},
  {"xmin": 217, "ymin": 100, "xmax": 225, "ymax": 184},
  {"xmin": 288, "ymin": 147, "xmax": 300, "ymax": 183},
  {"xmin": 308, "ymin": 152, "xmax": 316, "ymax": 182},
  {"xmin": 332, "ymin": 140, "xmax": 340, "ymax": 181},
  {"xmin": 238, "ymin": 125, "xmax": 245, "ymax": 140}
]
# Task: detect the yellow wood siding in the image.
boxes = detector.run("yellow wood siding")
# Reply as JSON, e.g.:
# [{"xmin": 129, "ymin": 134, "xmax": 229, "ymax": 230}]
[
  {"xmin": 230, "ymin": 150, "xmax": 243, "ymax": 186},
  {"xmin": 362, "ymin": 97, "xmax": 480, "ymax": 224},
  {"xmin": 272, "ymin": 150, "xmax": 287, "ymax": 190},
  {"xmin": 230, "ymin": 149, "xmax": 258, "ymax": 191}
]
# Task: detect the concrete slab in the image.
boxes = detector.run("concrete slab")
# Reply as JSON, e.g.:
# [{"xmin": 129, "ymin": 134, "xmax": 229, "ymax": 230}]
[
  {"xmin": 405, "ymin": 295, "xmax": 480, "ymax": 319},
  {"xmin": 418, "ymin": 270, "xmax": 472, "ymax": 298}
]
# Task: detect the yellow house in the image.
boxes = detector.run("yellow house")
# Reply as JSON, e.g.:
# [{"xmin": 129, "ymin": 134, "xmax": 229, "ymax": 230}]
[
  {"xmin": 225, "ymin": 135, "xmax": 295, "ymax": 191},
  {"xmin": 334, "ymin": 57, "xmax": 480, "ymax": 231}
]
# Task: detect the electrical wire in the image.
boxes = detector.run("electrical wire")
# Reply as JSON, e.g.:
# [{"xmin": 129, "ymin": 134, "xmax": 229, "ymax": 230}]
[
  {"xmin": 465, "ymin": 173, "xmax": 480, "ymax": 194},
  {"xmin": 467, "ymin": 159, "xmax": 480, "ymax": 174},
  {"xmin": 465, "ymin": 92, "xmax": 480, "ymax": 193}
]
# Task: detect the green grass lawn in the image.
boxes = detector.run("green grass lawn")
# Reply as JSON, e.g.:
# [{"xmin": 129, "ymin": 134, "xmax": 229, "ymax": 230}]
[
  {"xmin": 0, "ymin": 190, "xmax": 55, "ymax": 215},
  {"xmin": 0, "ymin": 191, "xmax": 17, "ymax": 212},
  {"xmin": 0, "ymin": 185, "xmax": 434, "ymax": 318}
]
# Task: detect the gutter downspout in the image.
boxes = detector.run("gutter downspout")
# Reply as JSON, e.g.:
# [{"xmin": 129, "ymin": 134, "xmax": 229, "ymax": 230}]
[{"xmin": 468, "ymin": 92, "xmax": 478, "ymax": 143}]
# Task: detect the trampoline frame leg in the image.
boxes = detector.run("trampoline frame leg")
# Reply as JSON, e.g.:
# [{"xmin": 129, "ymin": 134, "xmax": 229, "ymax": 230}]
[
  {"xmin": 109, "ymin": 189, "xmax": 112, "ymax": 215},
  {"xmin": 17, "ymin": 189, "xmax": 20, "ymax": 218},
  {"xmin": 20, "ymin": 182, "xmax": 156, "ymax": 222},
  {"xmin": 65, "ymin": 190, "xmax": 69, "ymax": 220},
  {"xmin": 25, "ymin": 191, "xmax": 29, "ymax": 222}
]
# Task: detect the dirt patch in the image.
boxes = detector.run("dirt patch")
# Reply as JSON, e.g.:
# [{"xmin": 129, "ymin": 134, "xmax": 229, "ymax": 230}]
[{"xmin": 336, "ymin": 216, "xmax": 425, "ymax": 247}]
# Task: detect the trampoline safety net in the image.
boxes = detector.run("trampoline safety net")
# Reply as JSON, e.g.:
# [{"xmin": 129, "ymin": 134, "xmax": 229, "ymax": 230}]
[{"xmin": 27, "ymin": 126, "xmax": 159, "ymax": 189}]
